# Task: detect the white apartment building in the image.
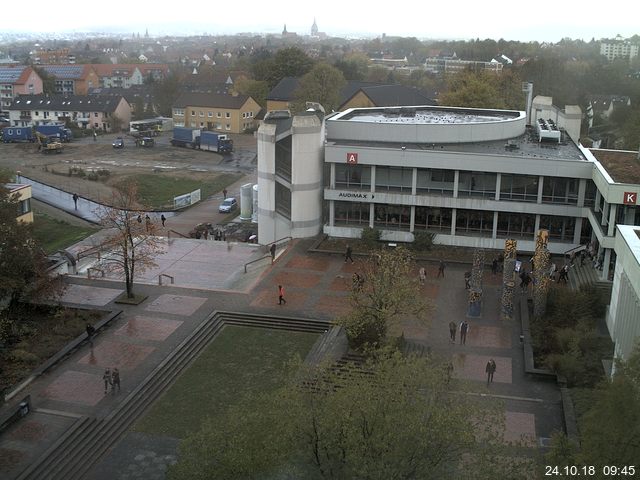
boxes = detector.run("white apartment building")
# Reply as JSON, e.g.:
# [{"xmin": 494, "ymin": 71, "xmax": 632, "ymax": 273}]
[{"xmin": 600, "ymin": 38, "xmax": 639, "ymax": 61}]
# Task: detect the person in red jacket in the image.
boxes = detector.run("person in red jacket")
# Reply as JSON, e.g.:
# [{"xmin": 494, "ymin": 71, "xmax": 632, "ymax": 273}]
[{"xmin": 278, "ymin": 285, "xmax": 286, "ymax": 305}]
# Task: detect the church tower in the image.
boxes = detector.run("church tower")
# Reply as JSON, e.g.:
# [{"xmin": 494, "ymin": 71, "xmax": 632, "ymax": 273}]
[{"xmin": 311, "ymin": 18, "xmax": 318, "ymax": 36}]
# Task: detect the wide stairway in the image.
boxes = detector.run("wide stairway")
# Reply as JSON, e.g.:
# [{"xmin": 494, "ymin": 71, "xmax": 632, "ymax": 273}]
[{"xmin": 567, "ymin": 262, "xmax": 612, "ymax": 297}]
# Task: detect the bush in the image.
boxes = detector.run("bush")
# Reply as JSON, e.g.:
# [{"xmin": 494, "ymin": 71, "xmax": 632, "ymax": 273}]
[
  {"xmin": 412, "ymin": 231, "xmax": 435, "ymax": 251},
  {"xmin": 360, "ymin": 227, "xmax": 381, "ymax": 248},
  {"xmin": 339, "ymin": 310, "xmax": 387, "ymax": 350},
  {"xmin": 11, "ymin": 349, "xmax": 39, "ymax": 365}
]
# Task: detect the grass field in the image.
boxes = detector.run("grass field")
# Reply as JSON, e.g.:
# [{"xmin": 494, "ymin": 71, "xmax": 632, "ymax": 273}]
[
  {"xmin": 121, "ymin": 173, "xmax": 242, "ymax": 209},
  {"xmin": 32, "ymin": 212, "xmax": 96, "ymax": 253},
  {"xmin": 133, "ymin": 325, "xmax": 319, "ymax": 439}
]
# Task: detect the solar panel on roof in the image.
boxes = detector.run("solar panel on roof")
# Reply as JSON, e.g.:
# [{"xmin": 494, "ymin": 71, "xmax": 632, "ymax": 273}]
[{"xmin": 0, "ymin": 67, "xmax": 25, "ymax": 82}]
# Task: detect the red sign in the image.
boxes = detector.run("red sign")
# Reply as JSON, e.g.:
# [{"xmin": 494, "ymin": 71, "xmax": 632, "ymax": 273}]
[
  {"xmin": 623, "ymin": 192, "xmax": 637, "ymax": 205},
  {"xmin": 346, "ymin": 152, "xmax": 358, "ymax": 165}
]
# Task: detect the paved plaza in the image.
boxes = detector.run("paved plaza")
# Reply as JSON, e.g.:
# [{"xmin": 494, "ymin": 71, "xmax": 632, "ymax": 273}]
[{"xmin": 0, "ymin": 238, "xmax": 564, "ymax": 479}]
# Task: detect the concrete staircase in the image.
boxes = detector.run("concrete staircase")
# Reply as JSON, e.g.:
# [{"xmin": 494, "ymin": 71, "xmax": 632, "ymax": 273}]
[
  {"xmin": 17, "ymin": 312, "xmax": 330, "ymax": 480},
  {"xmin": 567, "ymin": 263, "xmax": 612, "ymax": 297}
]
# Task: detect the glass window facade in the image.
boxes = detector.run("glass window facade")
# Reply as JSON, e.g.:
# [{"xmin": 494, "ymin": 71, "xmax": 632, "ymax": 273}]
[
  {"xmin": 500, "ymin": 174, "xmax": 539, "ymax": 202},
  {"xmin": 414, "ymin": 207, "xmax": 452, "ymax": 232},
  {"xmin": 275, "ymin": 136, "xmax": 292, "ymax": 182},
  {"xmin": 373, "ymin": 204, "xmax": 411, "ymax": 230},
  {"xmin": 416, "ymin": 168, "xmax": 454, "ymax": 195},
  {"xmin": 458, "ymin": 171, "xmax": 497, "ymax": 198},
  {"xmin": 275, "ymin": 182, "xmax": 291, "ymax": 220},
  {"xmin": 539, "ymin": 215, "xmax": 576, "ymax": 242},
  {"xmin": 334, "ymin": 201, "xmax": 370, "ymax": 226},
  {"xmin": 335, "ymin": 164, "xmax": 371, "ymax": 190},
  {"xmin": 584, "ymin": 180, "xmax": 597, "ymax": 207},
  {"xmin": 455, "ymin": 209, "xmax": 494, "ymax": 236},
  {"xmin": 375, "ymin": 166, "xmax": 413, "ymax": 193},
  {"xmin": 542, "ymin": 177, "xmax": 578, "ymax": 205},
  {"xmin": 497, "ymin": 212, "xmax": 535, "ymax": 239}
]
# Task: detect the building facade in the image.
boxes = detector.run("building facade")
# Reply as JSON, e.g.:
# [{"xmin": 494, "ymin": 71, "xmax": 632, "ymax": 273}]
[
  {"xmin": 38, "ymin": 65, "xmax": 99, "ymax": 95},
  {"xmin": 600, "ymin": 38, "xmax": 639, "ymax": 61},
  {"xmin": 172, "ymin": 92, "xmax": 260, "ymax": 133},
  {"xmin": 0, "ymin": 67, "xmax": 43, "ymax": 113},
  {"xmin": 6, "ymin": 183, "xmax": 33, "ymax": 223}
]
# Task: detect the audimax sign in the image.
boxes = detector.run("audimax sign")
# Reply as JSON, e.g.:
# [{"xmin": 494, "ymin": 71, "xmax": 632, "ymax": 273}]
[{"xmin": 338, "ymin": 191, "xmax": 369, "ymax": 199}]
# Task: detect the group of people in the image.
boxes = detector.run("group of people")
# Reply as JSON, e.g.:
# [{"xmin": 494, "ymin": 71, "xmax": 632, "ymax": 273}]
[
  {"xmin": 448, "ymin": 320, "xmax": 469, "ymax": 345},
  {"xmin": 102, "ymin": 368, "xmax": 121, "ymax": 394}
]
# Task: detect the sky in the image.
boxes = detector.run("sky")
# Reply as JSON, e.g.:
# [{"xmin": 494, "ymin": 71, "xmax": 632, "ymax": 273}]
[{"xmin": 4, "ymin": 0, "xmax": 638, "ymax": 42}]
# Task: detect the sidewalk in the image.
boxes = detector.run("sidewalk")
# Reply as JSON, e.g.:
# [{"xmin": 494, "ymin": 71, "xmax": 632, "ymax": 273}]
[{"xmin": 0, "ymin": 239, "xmax": 563, "ymax": 479}]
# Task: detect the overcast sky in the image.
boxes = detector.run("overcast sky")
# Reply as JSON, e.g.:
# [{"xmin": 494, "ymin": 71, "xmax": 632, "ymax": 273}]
[{"xmin": 4, "ymin": 0, "xmax": 638, "ymax": 42}]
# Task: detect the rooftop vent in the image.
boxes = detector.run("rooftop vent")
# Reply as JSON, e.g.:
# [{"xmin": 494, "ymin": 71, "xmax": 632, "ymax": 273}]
[{"xmin": 264, "ymin": 110, "xmax": 291, "ymax": 122}]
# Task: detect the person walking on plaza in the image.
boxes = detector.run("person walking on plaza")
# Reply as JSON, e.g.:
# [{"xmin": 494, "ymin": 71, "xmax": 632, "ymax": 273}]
[
  {"xmin": 278, "ymin": 285, "xmax": 286, "ymax": 305},
  {"xmin": 111, "ymin": 368, "xmax": 121, "ymax": 394},
  {"xmin": 486, "ymin": 359, "xmax": 496, "ymax": 385},
  {"xmin": 459, "ymin": 320, "xmax": 469, "ymax": 345},
  {"xmin": 448, "ymin": 321, "xmax": 457, "ymax": 343},
  {"xmin": 72, "ymin": 193, "xmax": 79, "ymax": 210},
  {"xmin": 145, "ymin": 214, "xmax": 151, "ymax": 232},
  {"xmin": 85, "ymin": 323, "xmax": 95, "ymax": 347},
  {"xmin": 344, "ymin": 244, "xmax": 354, "ymax": 263},
  {"xmin": 419, "ymin": 267, "xmax": 426, "ymax": 284},
  {"xmin": 491, "ymin": 258, "xmax": 498, "ymax": 275},
  {"xmin": 103, "ymin": 368, "xmax": 112, "ymax": 394},
  {"xmin": 270, "ymin": 243, "xmax": 276, "ymax": 263},
  {"xmin": 223, "ymin": 188, "xmax": 228, "ymax": 199},
  {"xmin": 437, "ymin": 260, "xmax": 446, "ymax": 278},
  {"xmin": 161, "ymin": 214, "xmax": 166, "ymax": 227}
]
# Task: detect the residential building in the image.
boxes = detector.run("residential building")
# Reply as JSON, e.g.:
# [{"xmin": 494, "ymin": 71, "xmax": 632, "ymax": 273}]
[
  {"xmin": 600, "ymin": 37, "xmax": 639, "ymax": 61},
  {"xmin": 8, "ymin": 94, "xmax": 131, "ymax": 132},
  {"xmin": 6, "ymin": 183, "xmax": 33, "ymax": 223},
  {"xmin": 89, "ymin": 64, "xmax": 167, "ymax": 89},
  {"xmin": 424, "ymin": 57, "xmax": 503, "ymax": 75},
  {"xmin": 0, "ymin": 66, "xmax": 43, "ymax": 113},
  {"xmin": 32, "ymin": 48, "xmax": 75, "ymax": 64},
  {"xmin": 38, "ymin": 65, "xmax": 100, "ymax": 95},
  {"xmin": 172, "ymin": 92, "xmax": 260, "ymax": 133}
]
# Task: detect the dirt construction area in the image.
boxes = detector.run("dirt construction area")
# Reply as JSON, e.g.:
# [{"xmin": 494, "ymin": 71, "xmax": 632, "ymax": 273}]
[{"xmin": 0, "ymin": 132, "xmax": 258, "ymax": 204}]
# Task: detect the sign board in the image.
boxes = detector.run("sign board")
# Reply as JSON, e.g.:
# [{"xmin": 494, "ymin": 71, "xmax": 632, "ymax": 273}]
[
  {"xmin": 623, "ymin": 192, "xmax": 637, "ymax": 205},
  {"xmin": 346, "ymin": 152, "xmax": 358, "ymax": 165},
  {"xmin": 173, "ymin": 188, "xmax": 201, "ymax": 208}
]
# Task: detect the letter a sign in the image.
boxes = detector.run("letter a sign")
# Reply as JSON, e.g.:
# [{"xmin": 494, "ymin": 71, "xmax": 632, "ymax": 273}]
[
  {"xmin": 623, "ymin": 192, "xmax": 637, "ymax": 205},
  {"xmin": 347, "ymin": 152, "xmax": 358, "ymax": 165}
]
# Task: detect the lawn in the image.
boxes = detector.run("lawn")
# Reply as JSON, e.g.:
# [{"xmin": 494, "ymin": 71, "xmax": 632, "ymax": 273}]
[
  {"xmin": 32, "ymin": 212, "xmax": 97, "ymax": 254},
  {"xmin": 133, "ymin": 325, "xmax": 319, "ymax": 439},
  {"xmin": 118, "ymin": 173, "xmax": 242, "ymax": 209}
]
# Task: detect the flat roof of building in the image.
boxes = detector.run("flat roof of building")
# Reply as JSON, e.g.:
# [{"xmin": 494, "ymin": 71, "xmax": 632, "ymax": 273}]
[
  {"xmin": 329, "ymin": 127, "xmax": 587, "ymax": 162},
  {"xmin": 589, "ymin": 149, "xmax": 640, "ymax": 184},
  {"xmin": 332, "ymin": 105, "xmax": 521, "ymax": 125}
]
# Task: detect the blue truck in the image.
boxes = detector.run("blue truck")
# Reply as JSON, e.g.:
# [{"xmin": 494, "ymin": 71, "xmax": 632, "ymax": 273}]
[
  {"xmin": 170, "ymin": 127, "xmax": 233, "ymax": 153},
  {"xmin": 2, "ymin": 126, "xmax": 34, "ymax": 143},
  {"xmin": 34, "ymin": 124, "xmax": 73, "ymax": 142}
]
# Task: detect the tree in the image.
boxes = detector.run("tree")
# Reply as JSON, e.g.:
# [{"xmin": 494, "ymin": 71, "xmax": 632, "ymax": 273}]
[
  {"xmin": 440, "ymin": 70, "xmax": 522, "ymax": 110},
  {"xmin": 32, "ymin": 66, "xmax": 56, "ymax": 95},
  {"xmin": 293, "ymin": 63, "xmax": 346, "ymax": 113},
  {"xmin": 0, "ymin": 178, "xmax": 64, "ymax": 339},
  {"xmin": 334, "ymin": 52, "xmax": 370, "ymax": 81},
  {"xmin": 151, "ymin": 71, "xmax": 182, "ymax": 117},
  {"xmin": 168, "ymin": 352, "xmax": 530, "ymax": 480},
  {"xmin": 337, "ymin": 247, "xmax": 430, "ymax": 349},
  {"xmin": 234, "ymin": 77, "xmax": 269, "ymax": 108},
  {"xmin": 253, "ymin": 47, "xmax": 314, "ymax": 89},
  {"xmin": 93, "ymin": 182, "xmax": 161, "ymax": 299}
]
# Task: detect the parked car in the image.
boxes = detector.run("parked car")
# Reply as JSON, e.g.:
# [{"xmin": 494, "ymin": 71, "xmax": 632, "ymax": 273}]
[
  {"xmin": 218, "ymin": 197, "xmax": 237, "ymax": 213},
  {"xmin": 112, "ymin": 137, "xmax": 124, "ymax": 148}
]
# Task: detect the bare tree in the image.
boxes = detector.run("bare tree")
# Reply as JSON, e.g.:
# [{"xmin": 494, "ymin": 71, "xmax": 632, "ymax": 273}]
[{"xmin": 93, "ymin": 182, "xmax": 162, "ymax": 298}]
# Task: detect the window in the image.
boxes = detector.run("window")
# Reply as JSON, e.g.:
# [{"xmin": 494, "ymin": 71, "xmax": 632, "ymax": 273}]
[
  {"xmin": 334, "ymin": 201, "xmax": 370, "ymax": 226},
  {"xmin": 499, "ymin": 174, "xmax": 538, "ymax": 202},
  {"xmin": 542, "ymin": 177, "xmax": 578, "ymax": 205},
  {"xmin": 94, "ymin": 112, "xmax": 98, "ymax": 117},
  {"xmin": 539, "ymin": 215, "xmax": 576, "ymax": 242},
  {"xmin": 416, "ymin": 168, "xmax": 454, "ymax": 195},
  {"xmin": 191, "ymin": 110, "xmax": 196, "ymax": 116},
  {"xmin": 275, "ymin": 136, "xmax": 292, "ymax": 182},
  {"xmin": 414, "ymin": 207, "xmax": 452, "ymax": 232},
  {"xmin": 335, "ymin": 164, "xmax": 371, "ymax": 190},
  {"xmin": 275, "ymin": 182, "xmax": 291, "ymax": 220},
  {"xmin": 455, "ymin": 209, "xmax": 494, "ymax": 236},
  {"xmin": 375, "ymin": 166, "xmax": 413, "ymax": 193},
  {"xmin": 174, "ymin": 109, "xmax": 184, "ymax": 116},
  {"xmin": 34, "ymin": 111, "xmax": 39, "ymax": 116},
  {"xmin": 199, "ymin": 111, "xmax": 204, "ymax": 117},
  {"xmin": 225, "ymin": 124, "xmax": 231, "ymax": 130},
  {"xmin": 215, "ymin": 123, "xmax": 222, "ymax": 130},
  {"xmin": 374, "ymin": 204, "xmax": 410, "ymax": 230},
  {"xmin": 217, "ymin": 112, "xmax": 221, "ymax": 118},
  {"xmin": 242, "ymin": 112, "xmax": 246, "ymax": 118},
  {"xmin": 458, "ymin": 171, "xmax": 496, "ymax": 198},
  {"xmin": 17, "ymin": 198, "xmax": 31, "ymax": 216},
  {"xmin": 225, "ymin": 112, "xmax": 230, "ymax": 118},
  {"xmin": 200, "ymin": 122, "xmax": 204, "ymax": 127},
  {"xmin": 208, "ymin": 111, "xmax": 213, "ymax": 117},
  {"xmin": 496, "ymin": 213, "xmax": 535, "ymax": 239}
]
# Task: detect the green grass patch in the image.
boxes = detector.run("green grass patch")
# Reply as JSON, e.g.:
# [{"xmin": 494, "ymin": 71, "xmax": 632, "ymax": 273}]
[
  {"xmin": 133, "ymin": 326, "xmax": 318, "ymax": 439},
  {"xmin": 32, "ymin": 212, "xmax": 96, "ymax": 254},
  {"xmin": 118, "ymin": 173, "xmax": 242, "ymax": 209}
]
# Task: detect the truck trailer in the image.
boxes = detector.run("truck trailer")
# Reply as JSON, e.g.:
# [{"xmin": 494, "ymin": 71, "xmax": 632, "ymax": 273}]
[
  {"xmin": 2, "ymin": 127, "xmax": 34, "ymax": 143},
  {"xmin": 170, "ymin": 127, "xmax": 233, "ymax": 153},
  {"xmin": 35, "ymin": 124, "xmax": 73, "ymax": 142},
  {"xmin": 170, "ymin": 127, "xmax": 200, "ymax": 148}
]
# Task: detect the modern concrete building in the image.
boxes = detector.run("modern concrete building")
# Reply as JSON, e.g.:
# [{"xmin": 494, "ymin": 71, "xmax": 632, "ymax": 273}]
[
  {"xmin": 531, "ymin": 96, "xmax": 582, "ymax": 143},
  {"xmin": 607, "ymin": 225, "xmax": 640, "ymax": 363}
]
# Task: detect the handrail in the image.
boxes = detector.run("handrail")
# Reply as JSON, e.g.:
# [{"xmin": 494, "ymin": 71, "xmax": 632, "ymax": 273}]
[
  {"xmin": 563, "ymin": 244, "xmax": 586, "ymax": 256},
  {"xmin": 87, "ymin": 267, "xmax": 105, "ymax": 279},
  {"xmin": 158, "ymin": 274, "xmax": 175, "ymax": 285},
  {"xmin": 77, "ymin": 248, "xmax": 101, "ymax": 262},
  {"xmin": 258, "ymin": 236, "xmax": 293, "ymax": 253},
  {"xmin": 167, "ymin": 229, "xmax": 189, "ymax": 239},
  {"xmin": 244, "ymin": 255, "xmax": 272, "ymax": 273}
]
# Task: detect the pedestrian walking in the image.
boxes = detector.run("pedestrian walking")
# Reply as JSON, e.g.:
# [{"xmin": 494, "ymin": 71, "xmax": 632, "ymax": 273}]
[
  {"xmin": 145, "ymin": 214, "xmax": 151, "ymax": 232},
  {"xmin": 137, "ymin": 214, "xmax": 142, "ymax": 224},
  {"xmin": 437, "ymin": 260, "xmax": 446, "ymax": 278},
  {"xmin": 161, "ymin": 214, "xmax": 166, "ymax": 227},
  {"xmin": 459, "ymin": 320, "xmax": 469, "ymax": 345},
  {"xmin": 93, "ymin": 131, "xmax": 97, "ymax": 142},
  {"xmin": 111, "ymin": 368, "xmax": 121, "ymax": 394},
  {"xmin": 270, "ymin": 243, "xmax": 276, "ymax": 263},
  {"xmin": 448, "ymin": 321, "xmax": 457, "ymax": 343},
  {"xmin": 278, "ymin": 285, "xmax": 286, "ymax": 305},
  {"xmin": 486, "ymin": 358, "xmax": 496, "ymax": 385},
  {"xmin": 419, "ymin": 267, "xmax": 426, "ymax": 284},
  {"xmin": 85, "ymin": 323, "xmax": 96, "ymax": 347},
  {"xmin": 549, "ymin": 263, "xmax": 557, "ymax": 281},
  {"xmin": 103, "ymin": 368, "xmax": 112, "ymax": 394},
  {"xmin": 491, "ymin": 258, "xmax": 498, "ymax": 275},
  {"xmin": 344, "ymin": 244, "xmax": 354, "ymax": 263},
  {"xmin": 72, "ymin": 193, "xmax": 79, "ymax": 210},
  {"xmin": 464, "ymin": 271, "xmax": 471, "ymax": 290},
  {"xmin": 223, "ymin": 188, "xmax": 228, "ymax": 199}
]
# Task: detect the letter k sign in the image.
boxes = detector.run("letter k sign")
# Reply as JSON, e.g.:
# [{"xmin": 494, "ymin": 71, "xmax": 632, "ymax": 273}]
[{"xmin": 623, "ymin": 192, "xmax": 637, "ymax": 205}]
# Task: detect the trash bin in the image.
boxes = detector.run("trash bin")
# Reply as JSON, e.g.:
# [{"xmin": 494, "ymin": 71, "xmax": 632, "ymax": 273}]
[{"xmin": 19, "ymin": 401, "xmax": 29, "ymax": 417}]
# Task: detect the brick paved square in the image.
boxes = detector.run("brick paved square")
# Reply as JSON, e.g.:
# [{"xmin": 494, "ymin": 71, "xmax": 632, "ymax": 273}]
[
  {"xmin": 250, "ymin": 287, "xmax": 309, "ymax": 309},
  {"xmin": 78, "ymin": 340, "xmax": 155, "ymax": 370},
  {"xmin": 422, "ymin": 283, "xmax": 440, "ymax": 299},
  {"xmin": 504, "ymin": 411, "xmax": 537, "ymax": 446},
  {"xmin": 316, "ymin": 294, "xmax": 351, "ymax": 317},
  {"xmin": 42, "ymin": 371, "xmax": 105, "ymax": 406},
  {"xmin": 285, "ymin": 255, "xmax": 330, "ymax": 271},
  {"xmin": 466, "ymin": 325, "xmax": 512, "ymax": 348},
  {"xmin": 452, "ymin": 353, "xmax": 512, "ymax": 384},
  {"xmin": 0, "ymin": 448, "xmax": 25, "ymax": 469},
  {"xmin": 115, "ymin": 316, "xmax": 183, "ymax": 342},
  {"xmin": 59, "ymin": 284, "xmax": 123, "ymax": 306},
  {"xmin": 483, "ymin": 272, "xmax": 503, "ymax": 285},
  {"xmin": 144, "ymin": 294, "xmax": 207, "ymax": 316},
  {"xmin": 273, "ymin": 271, "xmax": 322, "ymax": 289},
  {"xmin": 328, "ymin": 275, "xmax": 351, "ymax": 292},
  {"xmin": 5, "ymin": 420, "xmax": 47, "ymax": 442}
]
